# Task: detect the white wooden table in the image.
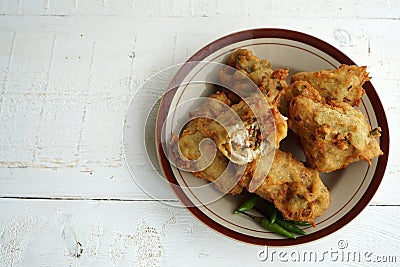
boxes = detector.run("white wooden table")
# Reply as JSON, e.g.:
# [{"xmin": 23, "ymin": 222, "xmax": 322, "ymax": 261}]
[{"xmin": 0, "ymin": 1, "xmax": 399, "ymax": 266}]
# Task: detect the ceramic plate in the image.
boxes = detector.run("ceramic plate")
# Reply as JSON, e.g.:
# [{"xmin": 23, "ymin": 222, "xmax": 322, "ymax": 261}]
[{"xmin": 155, "ymin": 29, "xmax": 389, "ymax": 246}]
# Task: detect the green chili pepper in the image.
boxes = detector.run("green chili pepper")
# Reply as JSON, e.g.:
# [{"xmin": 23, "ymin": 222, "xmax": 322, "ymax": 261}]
[
  {"xmin": 260, "ymin": 218, "xmax": 297, "ymax": 239},
  {"xmin": 255, "ymin": 198, "xmax": 277, "ymax": 224},
  {"xmin": 269, "ymin": 206, "xmax": 277, "ymax": 224},
  {"xmin": 290, "ymin": 220, "xmax": 311, "ymax": 226},
  {"xmin": 276, "ymin": 218, "xmax": 306, "ymax": 235},
  {"xmin": 237, "ymin": 211, "xmax": 296, "ymax": 239},
  {"xmin": 233, "ymin": 195, "xmax": 258, "ymax": 214}
]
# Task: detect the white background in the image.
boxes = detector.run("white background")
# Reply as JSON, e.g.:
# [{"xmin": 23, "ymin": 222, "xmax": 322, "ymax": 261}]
[{"xmin": 0, "ymin": 0, "xmax": 399, "ymax": 266}]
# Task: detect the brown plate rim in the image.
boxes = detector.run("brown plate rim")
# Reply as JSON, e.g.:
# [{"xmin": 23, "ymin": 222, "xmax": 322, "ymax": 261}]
[{"xmin": 155, "ymin": 28, "xmax": 390, "ymax": 246}]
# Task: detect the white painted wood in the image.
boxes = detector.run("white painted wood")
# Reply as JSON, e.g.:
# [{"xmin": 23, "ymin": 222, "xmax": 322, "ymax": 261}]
[
  {"xmin": 0, "ymin": 0, "xmax": 399, "ymax": 266},
  {"xmin": 0, "ymin": 199, "xmax": 398, "ymax": 267}
]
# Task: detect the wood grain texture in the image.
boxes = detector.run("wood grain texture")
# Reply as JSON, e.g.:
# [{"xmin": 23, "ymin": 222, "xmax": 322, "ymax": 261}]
[
  {"xmin": 0, "ymin": 0, "xmax": 399, "ymax": 266},
  {"xmin": 0, "ymin": 199, "xmax": 398, "ymax": 267}
]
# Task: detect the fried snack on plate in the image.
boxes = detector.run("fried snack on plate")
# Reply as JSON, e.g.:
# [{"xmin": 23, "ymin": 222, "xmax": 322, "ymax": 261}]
[
  {"xmin": 290, "ymin": 64, "xmax": 370, "ymax": 106},
  {"xmin": 177, "ymin": 90, "xmax": 286, "ymax": 165},
  {"xmin": 172, "ymin": 92, "xmax": 245, "ymax": 195},
  {"xmin": 176, "ymin": 118, "xmax": 245, "ymax": 195},
  {"xmin": 218, "ymin": 49, "xmax": 289, "ymax": 105},
  {"xmin": 203, "ymin": 94, "xmax": 285, "ymax": 165},
  {"xmin": 172, "ymin": 89, "xmax": 288, "ymax": 194},
  {"xmin": 288, "ymin": 82, "xmax": 383, "ymax": 173},
  {"xmin": 278, "ymin": 80, "xmax": 322, "ymax": 117},
  {"xmin": 173, "ymin": 90, "xmax": 331, "ymax": 223},
  {"xmin": 178, "ymin": 123, "xmax": 330, "ymax": 223},
  {"xmin": 249, "ymin": 150, "xmax": 331, "ymax": 225}
]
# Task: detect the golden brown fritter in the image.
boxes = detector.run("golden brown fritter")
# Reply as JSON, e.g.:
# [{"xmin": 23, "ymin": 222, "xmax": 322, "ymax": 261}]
[
  {"xmin": 174, "ymin": 90, "xmax": 331, "ymax": 223},
  {"xmin": 218, "ymin": 49, "xmax": 289, "ymax": 105},
  {"xmin": 271, "ymin": 106, "xmax": 288, "ymax": 147},
  {"xmin": 290, "ymin": 64, "xmax": 370, "ymax": 106},
  {"xmin": 250, "ymin": 150, "xmax": 331, "ymax": 224},
  {"xmin": 288, "ymin": 84, "xmax": 383, "ymax": 172},
  {"xmin": 227, "ymin": 48, "xmax": 274, "ymax": 86},
  {"xmin": 177, "ymin": 115, "xmax": 330, "ymax": 223},
  {"xmin": 278, "ymin": 80, "xmax": 323, "ymax": 117},
  {"xmin": 173, "ymin": 89, "xmax": 288, "ymax": 194},
  {"xmin": 203, "ymin": 94, "xmax": 286, "ymax": 165},
  {"xmin": 172, "ymin": 92, "xmax": 245, "ymax": 195},
  {"xmin": 176, "ymin": 119, "xmax": 245, "ymax": 195},
  {"xmin": 171, "ymin": 48, "xmax": 340, "ymax": 223}
]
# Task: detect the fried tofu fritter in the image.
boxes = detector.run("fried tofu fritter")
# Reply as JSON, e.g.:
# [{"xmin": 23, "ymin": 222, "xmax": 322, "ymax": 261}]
[
  {"xmin": 278, "ymin": 80, "xmax": 322, "ymax": 117},
  {"xmin": 290, "ymin": 64, "xmax": 370, "ymax": 106},
  {"xmin": 170, "ymin": 49, "xmax": 386, "ymax": 225},
  {"xmin": 204, "ymin": 94, "xmax": 275, "ymax": 165},
  {"xmin": 288, "ymin": 82, "xmax": 383, "ymax": 172},
  {"xmin": 177, "ymin": 115, "xmax": 331, "ymax": 223},
  {"xmin": 251, "ymin": 150, "xmax": 330, "ymax": 224},
  {"xmin": 177, "ymin": 119, "xmax": 245, "ymax": 195},
  {"xmin": 173, "ymin": 89, "xmax": 330, "ymax": 223},
  {"xmin": 186, "ymin": 90, "xmax": 287, "ymax": 166},
  {"xmin": 174, "ymin": 92, "xmax": 245, "ymax": 195},
  {"xmin": 219, "ymin": 49, "xmax": 289, "ymax": 105},
  {"xmin": 226, "ymin": 48, "xmax": 274, "ymax": 87}
]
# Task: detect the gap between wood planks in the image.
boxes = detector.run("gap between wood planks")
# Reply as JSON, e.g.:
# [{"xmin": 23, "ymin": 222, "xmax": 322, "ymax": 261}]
[
  {"xmin": 0, "ymin": 196, "xmax": 398, "ymax": 207},
  {"xmin": 0, "ymin": 196, "xmax": 178, "ymax": 202},
  {"xmin": 0, "ymin": 13, "xmax": 399, "ymax": 20}
]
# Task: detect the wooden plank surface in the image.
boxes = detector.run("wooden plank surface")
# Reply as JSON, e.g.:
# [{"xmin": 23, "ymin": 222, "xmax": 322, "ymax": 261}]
[
  {"xmin": 0, "ymin": 199, "xmax": 398, "ymax": 267},
  {"xmin": 0, "ymin": 0, "xmax": 399, "ymax": 266}
]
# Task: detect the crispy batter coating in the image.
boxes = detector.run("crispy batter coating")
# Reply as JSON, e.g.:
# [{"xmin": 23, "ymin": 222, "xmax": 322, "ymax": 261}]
[
  {"xmin": 179, "ymin": 129, "xmax": 331, "ymax": 221},
  {"xmin": 174, "ymin": 90, "xmax": 330, "ymax": 223},
  {"xmin": 271, "ymin": 106, "xmax": 288, "ymax": 147},
  {"xmin": 219, "ymin": 49, "xmax": 289, "ymax": 105},
  {"xmin": 288, "ymin": 83, "xmax": 383, "ymax": 172},
  {"xmin": 185, "ymin": 88, "xmax": 287, "ymax": 163},
  {"xmin": 290, "ymin": 64, "xmax": 370, "ymax": 106},
  {"xmin": 204, "ymin": 94, "xmax": 286, "ymax": 165},
  {"xmin": 174, "ymin": 90, "xmax": 288, "ymax": 194},
  {"xmin": 174, "ymin": 92, "xmax": 245, "ymax": 195},
  {"xmin": 177, "ymin": 115, "xmax": 330, "ymax": 223},
  {"xmin": 177, "ymin": 119, "xmax": 245, "ymax": 195},
  {"xmin": 227, "ymin": 48, "xmax": 274, "ymax": 86},
  {"xmin": 170, "ymin": 49, "xmax": 344, "ymax": 224},
  {"xmin": 250, "ymin": 150, "xmax": 331, "ymax": 224},
  {"xmin": 278, "ymin": 80, "xmax": 322, "ymax": 117}
]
